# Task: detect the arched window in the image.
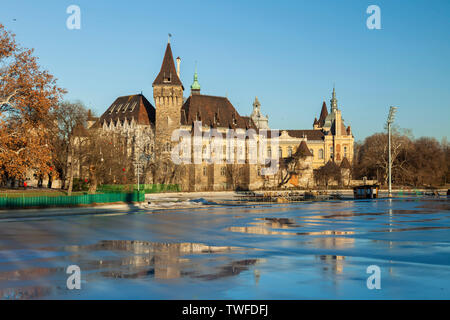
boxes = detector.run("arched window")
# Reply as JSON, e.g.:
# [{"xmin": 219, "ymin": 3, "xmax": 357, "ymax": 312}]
[
  {"xmin": 288, "ymin": 147, "xmax": 292, "ymax": 157},
  {"xmin": 267, "ymin": 147, "xmax": 272, "ymax": 158},
  {"xmin": 319, "ymin": 149, "xmax": 324, "ymax": 159}
]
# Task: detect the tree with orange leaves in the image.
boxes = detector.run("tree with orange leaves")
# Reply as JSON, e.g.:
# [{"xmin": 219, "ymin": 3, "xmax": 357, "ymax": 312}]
[{"xmin": 0, "ymin": 24, "xmax": 65, "ymax": 184}]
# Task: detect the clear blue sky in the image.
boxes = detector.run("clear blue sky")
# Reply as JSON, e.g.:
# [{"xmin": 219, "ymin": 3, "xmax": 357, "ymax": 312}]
[{"xmin": 1, "ymin": 0, "xmax": 449, "ymax": 141}]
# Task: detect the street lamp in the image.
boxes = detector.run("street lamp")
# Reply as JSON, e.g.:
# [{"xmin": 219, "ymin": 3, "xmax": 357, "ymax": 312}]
[{"xmin": 386, "ymin": 106, "xmax": 398, "ymax": 198}]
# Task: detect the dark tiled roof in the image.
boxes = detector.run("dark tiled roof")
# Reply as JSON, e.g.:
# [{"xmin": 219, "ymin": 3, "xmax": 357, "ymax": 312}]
[
  {"xmin": 181, "ymin": 94, "xmax": 256, "ymax": 130},
  {"xmin": 330, "ymin": 121, "xmax": 347, "ymax": 136},
  {"xmin": 264, "ymin": 129, "xmax": 325, "ymax": 140},
  {"xmin": 99, "ymin": 94, "xmax": 155, "ymax": 126},
  {"xmin": 286, "ymin": 130, "xmax": 325, "ymax": 141},
  {"xmin": 318, "ymin": 101, "xmax": 328, "ymax": 127},
  {"xmin": 294, "ymin": 140, "xmax": 313, "ymax": 157},
  {"xmin": 152, "ymin": 43, "xmax": 183, "ymax": 87},
  {"xmin": 340, "ymin": 157, "xmax": 352, "ymax": 169},
  {"xmin": 241, "ymin": 116, "xmax": 257, "ymax": 129}
]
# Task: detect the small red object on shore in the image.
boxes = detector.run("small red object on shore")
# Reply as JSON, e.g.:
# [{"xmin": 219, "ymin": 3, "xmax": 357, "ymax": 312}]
[
  {"xmin": 122, "ymin": 168, "xmax": 126, "ymax": 172},
  {"xmin": 23, "ymin": 182, "xmax": 27, "ymax": 187},
  {"xmin": 84, "ymin": 179, "xmax": 88, "ymax": 183}
]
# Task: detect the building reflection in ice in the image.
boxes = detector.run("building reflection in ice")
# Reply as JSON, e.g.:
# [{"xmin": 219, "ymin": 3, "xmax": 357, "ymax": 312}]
[{"xmin": 0, "ymin": 240, "xmax": 262, "ymax": 299}]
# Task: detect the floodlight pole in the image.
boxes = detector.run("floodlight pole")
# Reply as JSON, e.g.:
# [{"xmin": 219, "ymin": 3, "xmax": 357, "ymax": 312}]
[
  {"xmin": 388, "ymin": 120, "xmax": 392, "ymax": 197},
  {"xmin": 386, "ymin": 106, "xmax": 398, "ymax": 198}
]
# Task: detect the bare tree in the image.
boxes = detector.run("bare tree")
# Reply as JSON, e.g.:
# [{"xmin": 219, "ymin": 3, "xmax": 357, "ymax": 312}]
[
  {"xmin": 314, "ymin": 161, "xmax": 341, "ymax": 189},
  {"xmin": 52, "ymin": 101, "xmax": 89, "ymax": 195},
  {"xmin": 355, "ymin": 130, "xmax": 412, "ymax": 184}
]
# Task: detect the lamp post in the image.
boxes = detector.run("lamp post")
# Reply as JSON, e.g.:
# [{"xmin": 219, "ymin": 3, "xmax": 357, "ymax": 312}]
[
  {"xmin": 134, "ymin": 154, "xmax": 150, "ymax": 192},
  {"xmin": 386, "ymin": 106, "xmax": 398, "ymax": 198}
]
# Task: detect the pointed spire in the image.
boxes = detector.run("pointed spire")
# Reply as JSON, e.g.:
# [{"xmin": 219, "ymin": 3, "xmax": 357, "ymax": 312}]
[
  {"xmin": 318, "ymin": 101, "xmax": 328, "ymax": 127},
  {"xmin": 153, "ymin": 42, "xmax": 183, "ymax": 87},
  {"xmin": 190, "ymin": 64, "xmax": 201, "ymax": 95},
  {"xmin": 253, "ymin": 96, "xmax": 261, "ymax": 110},
  {"xmin": 330, "ymin": 86, "xmax": 338, "ymax": 112},
  {"xmin": 313, "ymin": 117, "xmax": 318, "ymax": 126}
]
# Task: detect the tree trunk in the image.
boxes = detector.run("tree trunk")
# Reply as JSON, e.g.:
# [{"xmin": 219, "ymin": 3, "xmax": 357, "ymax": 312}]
[
  {"xmin": 67, "ymin": 143, "xmax": 74, "ymax": 196},
  {"xmin": 88, "ymin": 166, "xmax": 97, "ymax": 194}
]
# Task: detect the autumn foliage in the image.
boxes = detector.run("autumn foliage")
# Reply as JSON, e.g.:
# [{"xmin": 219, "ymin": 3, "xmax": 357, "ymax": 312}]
[{"xmin": 0, "ymin": 24, "xmax": 65, "ymax": 181}]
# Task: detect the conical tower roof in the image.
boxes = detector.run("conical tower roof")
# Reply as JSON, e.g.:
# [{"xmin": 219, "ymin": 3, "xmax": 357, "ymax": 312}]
[
  {"xmin": 294, "ymin": 140, "xmax": 313, "ymax": 157},
  {"xmin": 153, "ymin": 43, "xmax": 183, "ymax": 87},
  {"xmin": 318, "ymin": 101, "xmax": 328, "ymax": 126},
  {"xmin": 340, "ymin": 157, "xmax": 352, "ymax": 169}
]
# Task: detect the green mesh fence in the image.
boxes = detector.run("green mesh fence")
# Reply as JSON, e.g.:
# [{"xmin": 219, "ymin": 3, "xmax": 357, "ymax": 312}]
[{"xmin": 0, "ymin": 191, "xmax": 145, "ymax": 209}]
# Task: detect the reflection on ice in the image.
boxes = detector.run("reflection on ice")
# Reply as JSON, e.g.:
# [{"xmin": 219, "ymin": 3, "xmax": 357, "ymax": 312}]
[{"xmin": 0, "ymin": 198, "xmax": 449, "ymax": 299}]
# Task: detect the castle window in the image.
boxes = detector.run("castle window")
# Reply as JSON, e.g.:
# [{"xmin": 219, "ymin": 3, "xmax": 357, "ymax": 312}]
[
  {"xmin": 330, "ymin": 146, "xmax": 334, "ymax": 159},
  {"xmin": 267, "ymin": 147, "xmax": 272, "ymax": 158},
  {"xmin": 203, "ymin": 167, "xmax": 207, "ymax": 176},
  {"xmin": 130, "ymin": 102, "xmax": 137, "ymax": 112},
  {"xmin": 122, "ymin": 103, "xmax": 129, "ymax": 113},
  {"xmin": 279, "ymin": 147, "xmax": 283, "ymax": 158},
  {"xmin": 319, "ymin": 149, "xmax": 324, "ymax": 159},
  {"xmin": 221, "ymin": 167, "xmax": 226, "ymax": 176},
  {"xmin": 109, "ymin": 104, "xmax": 116, "ymax": 114},
  {"xmin": 116, "ymin": 104, "xmax": 123, "ymax": 113},
  {"xmin": 288, "ymin": 147, "xmax": 293, "ymax": 157},
  {"xmin": 163, "ymin": 72, "xmax": 171, "ymax": 83},
  {"xmin": 344, "ymin": 146, "xmax": 348, "ymax": 158}
]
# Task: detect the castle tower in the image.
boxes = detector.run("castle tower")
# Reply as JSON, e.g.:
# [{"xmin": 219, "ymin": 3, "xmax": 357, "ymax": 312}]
[{"xmin": 152, "ymin": 41, "xmax": 184, "ymax": 156}]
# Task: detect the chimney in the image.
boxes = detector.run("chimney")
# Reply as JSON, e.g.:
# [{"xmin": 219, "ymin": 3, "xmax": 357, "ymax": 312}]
[{"xmin": 176, "ymin": 57, "xmax": 181, "ymax": 78}]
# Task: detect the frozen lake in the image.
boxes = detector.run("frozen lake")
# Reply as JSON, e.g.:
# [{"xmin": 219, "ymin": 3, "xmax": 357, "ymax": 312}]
[{"xmin": 0, "ymin": 197, "xmax": 449, "ymax": 299}]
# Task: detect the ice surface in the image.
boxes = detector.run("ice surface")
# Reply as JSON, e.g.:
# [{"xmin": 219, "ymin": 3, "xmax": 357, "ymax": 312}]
[{"xmin": 0, "ymin": 198, "xmax": 449, "ymax": 299}]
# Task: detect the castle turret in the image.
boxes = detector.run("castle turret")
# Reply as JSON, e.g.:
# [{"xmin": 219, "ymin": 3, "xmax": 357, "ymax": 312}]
[
  {"xmin": 153, "ymin": 41, "xmax": 184, "ymax": 155},
  {"xmin": 250, "ymin": 96, "xmax": 269, "ymax": 129}
]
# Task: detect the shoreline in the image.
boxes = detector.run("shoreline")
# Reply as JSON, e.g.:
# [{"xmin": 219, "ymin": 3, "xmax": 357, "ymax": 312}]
[{"xmin": 0, "ymin": 189, "xmax": 447, "ymax": 220}]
